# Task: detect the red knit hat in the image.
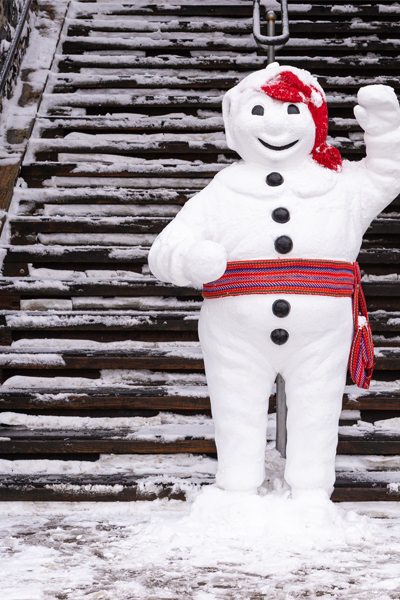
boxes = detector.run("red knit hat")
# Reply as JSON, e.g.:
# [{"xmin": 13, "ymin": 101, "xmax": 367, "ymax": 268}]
[{"xmin": 260, "ymin": 70, "xmax": 342, "ymax": 172}]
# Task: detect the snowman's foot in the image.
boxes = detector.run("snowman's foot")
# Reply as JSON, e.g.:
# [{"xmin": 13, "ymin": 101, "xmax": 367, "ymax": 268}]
[
  {"xmin": 289, "ymin": 487, "xmax": 339, "ymax": 531},
  {"xmin": 290, "ymin": 487, "xmax": 332, "ymax": 504}
]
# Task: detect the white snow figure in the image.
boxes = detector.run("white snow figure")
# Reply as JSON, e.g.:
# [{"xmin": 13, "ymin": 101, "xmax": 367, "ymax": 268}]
[{"xmin": 149, "ymin": 64, "xmax": 400, "ymax": 500}]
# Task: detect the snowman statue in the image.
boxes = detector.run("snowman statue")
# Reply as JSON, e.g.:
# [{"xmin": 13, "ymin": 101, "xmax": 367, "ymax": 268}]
[{"xmin": 149, "ymin": 64, "xmax": 400, "ymax": 501}]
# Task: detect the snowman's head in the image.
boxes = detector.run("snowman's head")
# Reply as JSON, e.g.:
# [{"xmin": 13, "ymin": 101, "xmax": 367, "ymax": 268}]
[{"xmin": 223, "ymin": 64, "xmax": 342, "ymax": 171}]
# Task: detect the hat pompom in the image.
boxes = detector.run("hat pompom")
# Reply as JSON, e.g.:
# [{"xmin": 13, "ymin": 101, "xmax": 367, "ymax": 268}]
[{"xmin": 312, "ymin": 142, "xmax": 342, "ymax": 172}]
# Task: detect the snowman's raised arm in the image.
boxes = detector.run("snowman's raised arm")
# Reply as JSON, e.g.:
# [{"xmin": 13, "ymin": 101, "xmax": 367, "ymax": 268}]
[
  {"xmin": 148, "ymin": 181, "xmax": 227, "ymax": 287},
  {"xmin": 352, "ymin": 84, "xmax": 400, "ymax": 226}
]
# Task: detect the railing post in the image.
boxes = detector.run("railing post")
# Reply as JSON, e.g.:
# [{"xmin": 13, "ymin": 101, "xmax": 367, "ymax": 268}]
[
  {"xmin": 275, "ymin": 374, "xmax": 287, "ymax": 458},
  {"xmin": 267, "ymin": 11, "xmax": 276, "ymax": 64}
]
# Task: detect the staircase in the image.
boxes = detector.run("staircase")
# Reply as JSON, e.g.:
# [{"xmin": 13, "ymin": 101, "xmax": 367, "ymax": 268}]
[{"xmin": 1, "ymin": 0, "xmax": 400, "ymax": 501}]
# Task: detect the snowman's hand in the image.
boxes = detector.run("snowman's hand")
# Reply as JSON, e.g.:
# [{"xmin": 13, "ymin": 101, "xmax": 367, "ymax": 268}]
[
  {"xmin": 354, "ymin": 85, "xmax": 400, "ymax": 136},
  {"xmin": 183, "ymin": 240, "xmax": 227, "ymax": 286}
]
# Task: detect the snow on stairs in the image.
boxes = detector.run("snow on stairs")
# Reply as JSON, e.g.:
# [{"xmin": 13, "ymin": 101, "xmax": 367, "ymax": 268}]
[{"xmin": 1, "ymin": 0, "xmax": 400, "ymax": 501}]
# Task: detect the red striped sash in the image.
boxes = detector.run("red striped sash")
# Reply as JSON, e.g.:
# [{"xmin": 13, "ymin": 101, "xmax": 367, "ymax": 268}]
[{"xmin": 203, "ymin": 258, "xmax": 374, "ymax": 389}]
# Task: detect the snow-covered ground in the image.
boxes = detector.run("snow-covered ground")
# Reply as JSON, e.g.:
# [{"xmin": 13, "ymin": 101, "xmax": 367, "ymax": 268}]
[
  {"xmin": 2, "ymin": 493, "xmax": 400, "ymax": 600},
  {"xmin": 0, "ymin": 450, "xmax": 399, "ymax": 599}
]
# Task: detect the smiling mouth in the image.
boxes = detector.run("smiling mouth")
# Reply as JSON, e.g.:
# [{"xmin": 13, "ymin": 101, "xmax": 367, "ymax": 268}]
[{"xmin": 258, "ymin": 138, "xmax": 299, "ymax": 151}]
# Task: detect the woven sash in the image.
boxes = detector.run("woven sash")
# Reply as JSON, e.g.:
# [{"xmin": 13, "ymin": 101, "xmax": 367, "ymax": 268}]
[{"xmin": 203, "ymin": 258, "xmax": 374, "ymax": 389}]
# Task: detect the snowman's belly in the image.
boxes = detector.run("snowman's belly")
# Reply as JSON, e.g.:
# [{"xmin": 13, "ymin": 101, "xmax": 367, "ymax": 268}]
[
  {"xmin": 212, "ymin": 198, "xmax": 361, "ymax": 262},
  {"xmin": 200, "ymin": 293, "xmax": 353, "ymax": 350}
]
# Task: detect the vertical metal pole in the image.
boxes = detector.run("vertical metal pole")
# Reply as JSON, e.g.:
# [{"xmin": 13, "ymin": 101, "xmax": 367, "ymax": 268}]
[
  {"xmin": 267, "ymin": 10, "xmax": 276, "ymax": 64},
  {"xmin": 276, "ymin": 374, "xmax": 287, "ymax": 458}
]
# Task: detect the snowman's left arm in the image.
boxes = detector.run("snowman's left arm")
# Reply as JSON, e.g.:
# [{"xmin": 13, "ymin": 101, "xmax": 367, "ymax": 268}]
[
  {"xmin": 351, "ymin": 84, "xmax": 400, "ymax": 230},
  {"xmin": 348, "ymin": 85, "xmax": 400, "ymax": 229}
]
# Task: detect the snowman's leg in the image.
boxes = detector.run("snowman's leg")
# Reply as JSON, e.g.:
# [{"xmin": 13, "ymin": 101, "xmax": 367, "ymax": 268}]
[
  {"xmin": 283, "ymin": 341, "xmax": 351, "ymax": 497},
  {"xmin": 199, "ymin": 303, "xmax": 276, "ymax": 493}
]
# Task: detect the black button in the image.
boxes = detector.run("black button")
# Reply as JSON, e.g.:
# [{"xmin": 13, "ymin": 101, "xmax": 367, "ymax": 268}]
[
  {"xmin": 266, "ymin": 172, "xmax": 284, "ymax": 187},
  {"xmin": 271, "ymin": 329, "xmax": 289, "ymax": 345},
  {"xmin": 274, "ymin": 235, "xmax": 293, "ymax": 254},
  {"xmin": 272, "ymin": 299, "xmax": 291, "ymax": 318},
  {"xmin": 272, "ymin": 207, "xmax": 290, "ymax": 224}
]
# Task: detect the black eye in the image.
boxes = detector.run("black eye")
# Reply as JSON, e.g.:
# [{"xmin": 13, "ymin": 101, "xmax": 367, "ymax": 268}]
[
  {"xmin": 252, "ymin": 105, "xmax": 264, "ymax": 116},
  {"xmin": 287, "ymin": 104, "xmax": 300, "ymax": 114}
]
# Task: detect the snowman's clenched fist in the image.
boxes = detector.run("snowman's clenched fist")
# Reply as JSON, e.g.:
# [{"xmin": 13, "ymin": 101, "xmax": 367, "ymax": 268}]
[
  {"xmin": 354, "ymin": 84, "xmax": 400, "ymax": 136},
  {"xmin": 183, "ymin": 240, "xmax": 227, "ymax": 286}
]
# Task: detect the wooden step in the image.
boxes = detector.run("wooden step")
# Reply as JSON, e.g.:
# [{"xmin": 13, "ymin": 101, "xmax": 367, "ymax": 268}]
[
  {"xmin": 9, "ymin": 213, "xmax": 400, "ymax": 242},
  {"xmin": 73, "ymin": 2, "xmax": 254, "ymax": 19},
  {"xmin": 16, "ymin": 187, "xmax": 195, "ymax": 209},
  {"xmin": 0, "ymin": 347, "xmax": 204, "ymax": 370},
  {"xmin": 0, "ymin": 277, "xmax": 197, "ymax": 298},
  {"xmin": 0, "ymin": 347, "xmax": 398, "ymax": 370},
  {"xmin": 20, "ymin": 162, "xmax": 220, "ymax": 188},
  {"xmin": 70, "ymin": 0, "xmax": 398, "ymax": 20},
  {"xmin": 0, "ymin": 385, "xmax": 211, "ymax": 415},
  {"xmin": 26, "ymin": 136, "xmax": 230, "ymax": 163},
  {"xmin": 0, "ymin": 473, "xmax": 209, "ymax": 501},
  {"xmin": 25, "ymin": 137, "xmax": 368, "ymax": 162},
  {"xmin": 10, "ymin": 216, "xmax": 170, "ymax": 244},
  {"xmin": 71, "ymin": 1, "xmax": 400, "ymax": 20},
  {"xmin": 0, "ymin": 386, "xmax": 399, "ymax": 415},
  {"xmin": 0, "ymin": 472, "xmax": 397, "ymax": 502},
  {"xmin": 4, "ymin": 245, "xmax": 400, "ymax": 267},
  {"xmin": 39, "ymin": 90, "xmax": 364, "ymax": 114},
  {"xmin": 64, "ymin": 19, "xmax": 400, "ymax": 38},
  {"xmin": 33, "ymin": 115, "xmax": 225, "ymax": 137},
  {"xmin": 0, "ymin": 425, "xmax": 400, "ymax": 456},
  {"xmin": 56, "ymin": 54, "xmax": 400, "ymax": 74},
  {"xmin": 60, "ymin": 35, "xmax": 400, "ymax": 55},
  {"xmin": 47, "ymin": 72, "xmax": 400, "ymax": 94}
]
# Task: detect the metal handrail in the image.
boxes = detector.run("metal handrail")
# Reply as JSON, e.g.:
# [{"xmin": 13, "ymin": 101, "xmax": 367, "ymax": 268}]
[
  {"xmin": 253, "ymin": 0, "xmax": 290, "ymax": 62},
  {"xmin": 0, "ymin": 0, "xmax": 33, "ymax": 96}
]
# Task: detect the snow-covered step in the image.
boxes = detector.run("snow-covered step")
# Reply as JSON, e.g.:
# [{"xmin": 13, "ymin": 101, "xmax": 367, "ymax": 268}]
[
  {"xmin": 39, "ymin": 90, "xmax": 364, "ymax": 115},
  {"xmin": 27, "ymin": 136, "xmax": 372, "ymax": 162},
  {"xmin": 16, "ymin": 186, "xmax": 399, "ymax": 212},
  {"xmin": 48, "ymin": 72, "xmax": 400, "ymax": 94},
  {"xmin": 60, "ymin": 34, "xmax": 400, "ymax": 55},
  {"xmin": 10, "ymin": 216, "xmax": 171, "ymax": 245},
  {"xmin": 31, "ymin": 116, "xmax": 363, "ymax": 140},
  {"xmin": 2, "ymin": 245, "xmax": 151, "ymax": 276},
  {"xmin": 56, "ymin": 54, "xmax": 268, "ymax": 73},
  {"xmin": 1, "ymin": 384, "xmax": 400, "ymax": 416},
  {"xmin": 0, "ymin": 277, "xmax": 196, "ymax": 299},
  {"xmin": 9, "ymin": 213, "xmax": 400, "ymax": 245},
  {"xmin": 40, "ymin": 90, "xmax": 226, "ymax": 116},
  {"xmin": 0, "ymin": 471, "xmax": 399, "ymax": 502},
  {"xmin": 66, "ymin": 17, "xmax": 253, "ymax": 36},
  {"xmin": 20, "ymin": 161, "xmax": 222, "ymax": 185},
  {"xmin": 0, "ymin": 425, "xmax": 217, "ymax": 456},
  {"xmin": 0, "ymin": 312, "xmax": 200, "ymax": 336},
  {"xmin": 16, "ymin": 187, "xmax": 195, "ymax": 207},
  {"xmin": 1, "ymin": 423, "xmax": 400, "ymax": 457},
  {"xmin": 64, "ymin": 18, "xmax": 400, "ymax": 37},
  {"xmin": 0, "ymin": 347, "xmax": 398, "ymax": 371},
  {"xmin": 71, "ymin": 1, "xmax": 254, "ymax": 19},
  {"xmin": 49, "ymin": 72, "xmax": 246, "ymax": 92},
  {"xmin": 25, "ymin": 135, "xmax": 230, "ymax": 164},
  {"xmin": 33, "ymin": 115, "xmax": 225, "ymax": 139},
  {"xmin": 0, "ymin": 347, "xmax": 204, "ymax": 370},
  {"xmin": 0, "ymin": 385, "xmax": 211, "ymax": 415},
  {"xmin": 56, "ymin": 53, "xmax": 400, "ymax": 74},
  {"xmin": 70, "ymin": 2, "xmax": 400, "ymax": 19},
  {"xmin": 0, "ymin": 473, "xmax": 214, "ymax": 502},
  {"xmin": 4, "ymin": 245, "xmax": 400, "ymax": 273}
]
